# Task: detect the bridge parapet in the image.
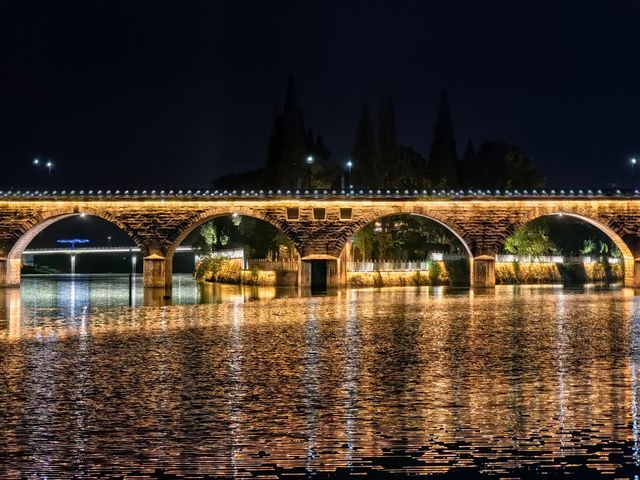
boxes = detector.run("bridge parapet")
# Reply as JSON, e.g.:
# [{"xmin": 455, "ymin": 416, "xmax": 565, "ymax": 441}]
[{"xmin": 1, "ymin": 187, "xmax": 640, "ymax": 200}]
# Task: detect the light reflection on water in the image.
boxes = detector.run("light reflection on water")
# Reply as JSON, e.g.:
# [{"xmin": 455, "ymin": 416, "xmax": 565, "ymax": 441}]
[{"xmin": 1, "ymin": 275, "xmax": 640, "ymax": 477}]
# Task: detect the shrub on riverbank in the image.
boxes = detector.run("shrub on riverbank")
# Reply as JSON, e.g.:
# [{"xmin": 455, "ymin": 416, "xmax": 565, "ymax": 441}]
[
  {"xmin": 495, "ymin": 261, "xmax": 622, "ymax": 284},
  {"xmin": 348, "ymin": 260, "xmax": 469, "ymax": 287},
  {"xmin": 195, "ymin": 257, "xmax": 242, "ymax": 283},
  {"xmin": 195, "ymin": 256, "xmax": 297, "ymax": 286},
  {"xmin": 495, "ymin": 262, "xmax": 562, "ymax": 284}
]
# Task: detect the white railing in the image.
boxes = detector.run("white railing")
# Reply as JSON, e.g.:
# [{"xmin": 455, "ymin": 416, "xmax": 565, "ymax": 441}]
[
  {"xmin": 349, "ymin": 261, "xmax": 432, "ymax": 272},
  {"xmin": 430, "ymin": 253, "xmax": 467, "ymax": 261},
  {"xmin": 496, "ymin": 254, "xmax": 565, "ymax": 263},
  {"xmin": 246, "ymin": 259, "xmax": 299, "ymax": 271},
  {"xmin": 348, "ymin": 254, "xmax": 622, "ymax": 272},
  {"xmin": 348, "ymin": 253, "xmax": 467, "ymax": 272},
  {"xmin": 496, "ymin": 255, "xmax": 621, "ymax": 264}
]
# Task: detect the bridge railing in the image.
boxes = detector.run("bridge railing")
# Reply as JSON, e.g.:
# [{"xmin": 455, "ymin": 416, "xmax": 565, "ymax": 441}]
[
  {"xmin": 495, "ymin": 255, "xmax": 621, "ymax": 264},
  {"xmin": 348, "ymin": 254, "xmax": 621, "ymax": 272},
  {"xmin": 348, "ymin": 253, "xmax": 465, "ymax": 272},
  {"xmin": 2, "ymin": 187, "xmax": 640, "ymax": 200},
  {"xmin": 349, "ymin": 261, "xmax": 432, "ymax": 272},
  {"xmin": 246, "ymin": 259, "xmax": 299, "ymax": 271}
]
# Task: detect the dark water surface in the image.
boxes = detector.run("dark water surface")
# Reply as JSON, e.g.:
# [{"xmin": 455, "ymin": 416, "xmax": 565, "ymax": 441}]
[{"xmin": 2, "ymin": 275, "xmax": 640, "ymax": 478}]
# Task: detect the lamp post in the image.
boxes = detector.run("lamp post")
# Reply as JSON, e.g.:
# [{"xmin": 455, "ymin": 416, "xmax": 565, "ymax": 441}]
[
  {"xmin": 32, "ymin": 159, "xmax": 42, "ymax": 188},
  {"xmin": 346, "ymin": 160, "xmax": 353, "ymax": 188},
  {"xmin": 46, "ymin": 160, "xmax": 53, "ymax": 177},
  {"xmin": 632, "ymin": 158, "xmax": 637, "ymax": 188},
  {"xmin": 305, "ymin": 155, "xmax": 314, "ymax": 189}
]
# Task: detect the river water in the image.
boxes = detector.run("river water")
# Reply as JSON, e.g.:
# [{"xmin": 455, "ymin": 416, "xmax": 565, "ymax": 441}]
[{"xmin": 2, "ymin": 275, "xmax": 640, "ymax": 478}]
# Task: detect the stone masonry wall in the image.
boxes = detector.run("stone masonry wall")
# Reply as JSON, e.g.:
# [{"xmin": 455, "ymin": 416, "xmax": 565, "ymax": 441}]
[{"xmin": 1, "ymin": 198, "xmax": 640, "ymax": 272}]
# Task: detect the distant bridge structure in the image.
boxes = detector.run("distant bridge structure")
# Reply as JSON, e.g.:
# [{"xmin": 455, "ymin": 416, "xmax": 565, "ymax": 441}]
[
  {"xmin": 23, "ymin": 245, "xmax": 195, "ymax": 256},
  {"xmin": 1, "ymin": 188, "xmax": 640, "ymax": 288},
  {"xmin": 22, "ymin": 245, "xmax": 196, "ymax": 274}
]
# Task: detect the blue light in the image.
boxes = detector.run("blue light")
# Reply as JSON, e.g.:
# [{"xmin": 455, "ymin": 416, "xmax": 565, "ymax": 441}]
[{"xmin": 57, "ymin": 238, "xmax": 90, "ymax": 249}]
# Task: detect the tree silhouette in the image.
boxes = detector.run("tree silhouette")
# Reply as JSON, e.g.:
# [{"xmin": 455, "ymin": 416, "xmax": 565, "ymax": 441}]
[
  {"xmin": 428, "ymin": 90, "xmax": 459, "ymax": 187},
  {"xmin": 352, "ymin": 103, "xmax": 378, "ymax": 187}
]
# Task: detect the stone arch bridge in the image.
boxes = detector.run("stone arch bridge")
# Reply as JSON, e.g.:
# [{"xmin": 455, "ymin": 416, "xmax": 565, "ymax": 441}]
[{"xmin": 2, "ymin": 192, "xmax": 640, "ymax": 288}]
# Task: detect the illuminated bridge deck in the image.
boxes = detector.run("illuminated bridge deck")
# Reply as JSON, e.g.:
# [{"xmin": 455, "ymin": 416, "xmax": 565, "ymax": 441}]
[{"xmin": 2, "ymin": 189, "xmax": 640, "ymax": 288}]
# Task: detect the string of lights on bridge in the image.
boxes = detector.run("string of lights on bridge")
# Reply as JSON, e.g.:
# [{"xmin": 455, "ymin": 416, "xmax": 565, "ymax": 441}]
[{"xmin": 1, "ymin": 188, "xmax": 640, "ymax": 199}]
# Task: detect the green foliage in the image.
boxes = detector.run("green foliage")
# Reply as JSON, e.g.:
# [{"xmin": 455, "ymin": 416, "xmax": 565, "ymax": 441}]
[
  {"xmin": 195, "ymin": 256, "xmax": 242, "ymax": 283},
  {"xmin": 200, "ymin": 221, "xmax": 218, "ymax": 253},
  {"xmin": 580, "ymin": 238, "xmax": 596, "ymax": 255},
  {"xmin": 351, "ymin": 214, "xmax": 464, "ymax": 261},
  {"xmin": 197, "ymin": 215, "xmax": 296, "ymax": 261},
  {"xmin": 599, "ymin": 240, "xmax": 609, "ymax": 254},
  {"xmin": 428, "ymin": 261, "xmax": 441, "ymax": 284},
  {"xmin": 504, "ymin": 216, "xmax": 619, "ymax": 258},
  {"xmin": 504, "ymin": 221, "xmax": 556, "ymax": 256},
  {"xmin": 199, "ymin": 220, "xmax": 230, "ymax": 252},
  {"xmin": 352, "ymin": 227, "xmax": 375, "ymax": 259}
]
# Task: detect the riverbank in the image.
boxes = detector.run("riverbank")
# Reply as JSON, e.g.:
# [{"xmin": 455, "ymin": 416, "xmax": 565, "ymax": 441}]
[
  {"xmin": 196, "ymin": 256, "xmax": 297, "ymax": 286},
  {"xmin": 347, "ymin": 260, "xmax": 623, "ymax": 287},
  {"xmin": 347, "ymin": 260, "xmax": 469, "ymax": 287},
  {"xmin": 495, "ymin": 261, "xmax": 622, "ymax": 284},
  {"xmin": 196, "ymin": 256, "xmax": 623, "ymax": 288}
]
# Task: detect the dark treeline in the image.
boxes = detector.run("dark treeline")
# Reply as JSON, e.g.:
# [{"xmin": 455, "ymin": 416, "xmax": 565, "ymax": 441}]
[{"xmin": 212, "ymin": 78, "xmax": 544, "ymax": 190}]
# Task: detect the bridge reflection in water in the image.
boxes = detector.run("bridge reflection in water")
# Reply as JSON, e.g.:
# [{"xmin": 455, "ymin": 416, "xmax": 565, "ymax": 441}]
[{"xmin": 2, "ymin": 277, "xmax": 640, "ymax": 476}]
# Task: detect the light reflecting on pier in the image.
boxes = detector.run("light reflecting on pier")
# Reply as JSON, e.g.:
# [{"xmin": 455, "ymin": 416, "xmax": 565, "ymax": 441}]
[{"xmin": 2, "ymin": 277, "xmax": 640, "ymax": 477}]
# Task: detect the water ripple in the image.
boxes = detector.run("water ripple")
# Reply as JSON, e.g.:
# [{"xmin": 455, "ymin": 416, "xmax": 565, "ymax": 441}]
[{"xmin": 0, "ymin": 277, "xmax": 640, "ymax": 477}]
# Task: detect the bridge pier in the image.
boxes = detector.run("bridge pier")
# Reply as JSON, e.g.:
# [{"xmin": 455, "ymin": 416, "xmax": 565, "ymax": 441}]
[
  {"xmin": 472, "ymin": 255, "xmax": 495, "ymax": 288},
  {"xmin": 143, "ymin": 254, "xmax": 170, "ymax": 288},
  {"xmin": 634, "ymin": 258, "xmax": 640, "ymax": 288},
  {"xmin": 0, "ymin": 257, "xmax": 21, "ymax": 287}
]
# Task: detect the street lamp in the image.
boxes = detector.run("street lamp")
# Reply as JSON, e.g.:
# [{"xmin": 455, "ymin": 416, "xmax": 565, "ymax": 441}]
[
  {"xmin": 305, "ymin": 155, "xmax": 314, "ymax": 188},
  {"xmin": 46, "ymin": 160, "xmax": 53, "ymax": 176},
  {"xmin": 33, "ymin": 158, "xmax": 40, "ymax": 166},
  {"xmin": 632, "ymin": 158, "xmax": 637, "ymax": 188},
  {"xmin": 346, "ymin": 160, "xmax": 353, "ymax": 188}
]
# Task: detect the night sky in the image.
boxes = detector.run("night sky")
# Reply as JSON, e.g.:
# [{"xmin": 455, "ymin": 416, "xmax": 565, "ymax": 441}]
[{"xmin": 2, "ymin": 0, "xmax": 640, "ymax": 190}]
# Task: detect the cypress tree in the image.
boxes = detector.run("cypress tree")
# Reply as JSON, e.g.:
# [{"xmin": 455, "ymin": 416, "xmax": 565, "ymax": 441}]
[
  {"xmin": 428, "ymin": 90, "xmax": 459, "ymax": 187},
  {"xmin": 265, "ymin": 106, "xmax": 283, "ymax": 182},
  {"xmin": 460, "ymin": 139, "xmax": 477, "ymax": 187},
  {"xmin": 377, "ymin": 97, "xmax": 398, "ymax": 186},
  {"xmin": 351, "ymin": 103, "xmax": 378, "ymax": 187},
  {"xmin": 265, "ymin": 76, "xmax": 308, "ymax": 188},
  {"xmin": 281, "ymin": 77, "xmax": 307, "ymax": 187}
]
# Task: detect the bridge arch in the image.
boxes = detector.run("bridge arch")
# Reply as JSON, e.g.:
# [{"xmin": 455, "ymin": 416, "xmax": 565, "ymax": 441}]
[
  {"xmin": 344, "ymin": 211, "xmax": 473, "ymax": 258},
  {"xmin": 166, "ymin": 209, "xmax": 299, "ymax": 259},
  {"xmin": 164, "ymin": 209, "xmax": 300, "ymax": 286},
  {"xmin": 340, "ymin": 211, "xmax": 474, "ymax": 286},
  {"xmin": 503, "ymin": 211, "xmax": 634, "ymax": 287},
  {"xmin": 2, "ymin": 210, "xmax": 144, "ymax": 286}
]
